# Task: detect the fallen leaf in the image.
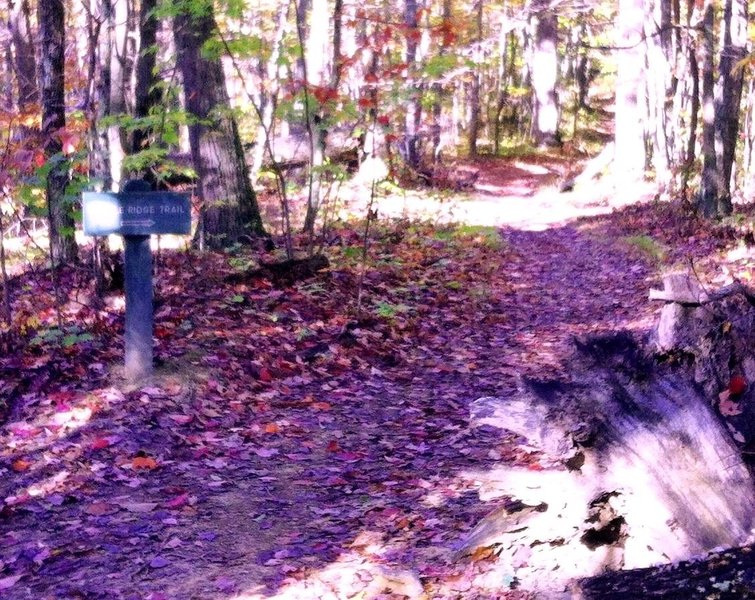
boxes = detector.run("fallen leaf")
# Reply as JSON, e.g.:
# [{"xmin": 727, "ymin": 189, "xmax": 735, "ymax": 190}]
[
  {"xmin": 149, "ymin": 556, "xmax": 170, "ymax": 569},
  {"xmin": 720, "ymin": 397, "xmax": 743, "ymax": 416},
  {"xmin": 119, "ymin": 501, "xmax": 158, "ymax": 513},
  {"xmin": 325, "ymin": 475, "xmax": 348, "ymax": 485},
  {"xmin": 259, "ymin": 367, "xmax": 273, "ymax": 382},
  {"xmin": 335, "ymin": 451, "xmax": 362, "ymax": 462},
  {"xmin": 253, "ymin": 447, "xmax": 279, "ymax": 458},
  {"xmin": 215, "ymin": 576, "xmax": 237, "ymax": 592},
  {"xmin": 91, "ymin": 437, "xmax": 111, "ymax": 450},
  {"xmin": 164, "ymin": 493, "xmax": 190, "ymax": 509},
  {"xmin": 312, "ymin": 402, "xmax": 332, "ymax": 411},
  {"xmin": 730, "ymin": 375, "xmax": 748, "ymax": 396},
  {"xmin": 84, "ymin": 502, "xmax": 119, "ymax": 516},
  {"xmin": 264, "ymin": 423, "xmax": 280, "ymax": 434},
  {"xmin": 0, "ymin": 575, "xmax": 23, "ymax": 590},
  {"xmin": 728, "ymin": 423, "xmax": 747, "ymax": 443},
  {"xmin": 133, "ymin": 456, "xmax": 158, "ymax": 470},
  {"xmin": 11, "ymin": 459, "xmax": 31, "ymax": 472},
  {"xmin": 168, "ymin": 414, "xmax": 193, "ymax": 425},
  {"xmin": 470, "ymin": 546, "xmax": 495, "ymax": 561}
]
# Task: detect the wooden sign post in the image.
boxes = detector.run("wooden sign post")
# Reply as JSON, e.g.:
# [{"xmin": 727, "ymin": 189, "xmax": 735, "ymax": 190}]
[{"xmin": 82, "ymin": 180, "xmax": 190, "ymax": 382}]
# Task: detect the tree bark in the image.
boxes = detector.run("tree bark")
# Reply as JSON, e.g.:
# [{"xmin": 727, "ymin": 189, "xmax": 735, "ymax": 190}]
[
  {"xmin": 8, "ymin": 0, "xmax": 38, "ymax": 112},
  {"xmin": 301, "ymin": 0, "xmax": 330, "ymax": 235},
  {"xmin": 432, "ymin": 0, "xmax": 452, "ymax": 161},
  {"xmin": 403, "ymin": 0, "xmax": 422, "ymax": 169},
  {"xmin": 714, "ymin": 0, "xmax": 747, "ymax": 214},
  {"xmin": 614, "ymin": 0, "xmax": 646, "ymax": 192},
  {"xmin": 89, "ymin": 0, "xmax": 111, "ymax": 191},
  {"xmin": 681, "ymin": 40, "xmax": 699, "ymax": 202},
  {"xmin": 530, "ymin": 0, "xmax": 560, "ymax": 147},
  {"xmin": 106, "ymin": 0, "xmax": 130, "ymax": 189},
  {"xmin": 468, "ymin": 0, "xmax": 484, "ymax": 156},
  {"xmin": 132, "ymin": 0, "xmax": 161, "ymax": 159},
  {"xmin": 174, "ymin": 5, "xmax": 266, "ymax": 249},
  {"xmin": 644, "ymin": 0, "xmax": 674, "ymax": 192},
  {"xmin": 250, "ymin": 2, "xmax": 289, "ymax": 184},
  {"xmin": 699, "ymin": 0, "xmax": 718, "ymax": 217},
  {"xmin": 38, "ymin": 0, "xmax": 77, "ymax": 265},
  {"xmin": 743, "ymin": 76, "xmax": 755, "ymax": 201}
]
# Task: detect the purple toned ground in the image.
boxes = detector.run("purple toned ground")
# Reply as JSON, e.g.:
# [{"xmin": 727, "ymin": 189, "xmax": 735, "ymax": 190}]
[{"xmin": 1, "ymin": 155, "xmax": 747, "ymax": 599}]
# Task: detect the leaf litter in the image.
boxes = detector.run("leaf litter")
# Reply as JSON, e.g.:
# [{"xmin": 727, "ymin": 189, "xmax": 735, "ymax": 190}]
[{"xmin": 0, "ymin": 161, "xmax": 752, "ymax": 598}]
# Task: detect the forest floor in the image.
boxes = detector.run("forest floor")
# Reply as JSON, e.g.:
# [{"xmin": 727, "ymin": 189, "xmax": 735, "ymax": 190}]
[{"xmin": 0, "ymin": 153, "xmax": 754, "ymax": 599}]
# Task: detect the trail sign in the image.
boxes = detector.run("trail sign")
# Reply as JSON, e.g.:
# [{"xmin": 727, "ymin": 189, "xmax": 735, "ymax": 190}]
[
  {"xmin": 82, "ymin": 191, "xmax": 190, "ymax": 236},
  {"xmin": 82, "ymin": 181, "xmax": 192, "ymax": 382}
]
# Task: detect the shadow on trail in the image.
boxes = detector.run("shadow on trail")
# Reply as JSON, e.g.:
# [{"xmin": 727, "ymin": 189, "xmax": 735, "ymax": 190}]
[{"xmin": 0, "ymin": 198, "xmax": 749, "ymax": 599}]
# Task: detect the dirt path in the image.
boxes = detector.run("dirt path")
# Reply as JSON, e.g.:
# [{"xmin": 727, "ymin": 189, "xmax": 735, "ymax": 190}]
[{"xmin": 0, "ymin": 157, "xmax": 663, "ymax": 599}]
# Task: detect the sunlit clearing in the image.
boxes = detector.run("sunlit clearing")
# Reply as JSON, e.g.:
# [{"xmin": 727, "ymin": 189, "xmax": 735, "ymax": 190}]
[
  {"xmin": 725, "ymin": 243, "xmax": 755, "ymax": 264},
  {"xmin": 3, "ymin": 389, "xmax": 121, "ymax": 456},
  {"xmin": 7, "ymin": 405, "xmax": 93, "ymax": 453},
  {"xmin": 421, "ymin": 489, "xmax": 446, "ymax": 508},
  {"xmin": 233, "ymin": 537, "xmax": 424, "ymax": 600},
  {"xmin": 512, "ymin": 161, "xmax": 551, "ymax": 175},
  {"xmin": 6, "ymin": 470, "xmax": 70, "ymax": 506}
]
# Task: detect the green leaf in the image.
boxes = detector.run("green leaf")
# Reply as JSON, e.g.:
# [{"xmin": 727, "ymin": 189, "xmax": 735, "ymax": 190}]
[
  {"xmin": 422, "ymin": 54, "xmax": 458, "ymax": 79},
  {"xmin": 62, "ymin": 334, "xmax": 79, "ymax": 347}
]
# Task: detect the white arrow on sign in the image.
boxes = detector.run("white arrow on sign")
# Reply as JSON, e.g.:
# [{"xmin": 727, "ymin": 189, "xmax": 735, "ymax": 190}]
[{"xmin": 122, "ymin": 219, "xmax": 156, "ymax": 227}]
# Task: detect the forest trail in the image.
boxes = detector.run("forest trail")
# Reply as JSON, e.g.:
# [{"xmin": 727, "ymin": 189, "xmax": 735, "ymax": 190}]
[
  {"xmin": 360, "ymin": 148, "xmax": 655, "ymax": 233},
  {"xmin": 0, "ymin": 156, "xmax": 667, "ymax": 599}
]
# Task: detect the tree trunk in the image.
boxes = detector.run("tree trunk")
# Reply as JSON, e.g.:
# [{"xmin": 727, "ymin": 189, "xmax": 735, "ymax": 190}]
[
  {"xmin": 714, "ymin": 0, "xmax": 747, "ymax": 214},
  {"xmin": 132, "ymin": 0, "xmax": 161, "ymax": 160},
  {"xmin": 681, "ymin": 40, "xmax": 699, "ymax": 203},
  {"xmin": 301, "ymin": 0, "xmax": 330, "ymax": 235},
  {"xmin": 530, "ymin": 0, "xmax": 560, "ymax": 147},
  {"xmin": 174, "ymin": 6, "xmax": 266, "ymax": 249},
  {"xmin": 574, "ymin": 20, "xmax": 591, "ymax": 111},
  {"xmin": 250, "ymin": 2, "xmax": 289, "ymax": 184},
  {"xmin": 699, "ymin": 0, "xmax": 718, "ymax": 218},
  {"xmin": 614, "ymin": 0, "xmax": 646, "ymax": 193},
  {"xmin": 38, "ymin": 0, "xmax": 77, "ymax": 265},
  {"xmin": 86, "ymin": 0, "xmax": 111, "ymax": 296},
  {"xmin": 2, "ymin": 40, "xmax": 13, "ymax": 108},
  {"xmin": 89, "ymin": 0, "xmax": 111, "ymax": 191},
  {"xmin": 468, "ymin": 0, "xmax": 484, "ymax": 156},
  {"xmin": 106, "ymin": 0, "xmax": 130, "ymax": 189},
  {"xmin": 644, "ymin": 0, "xmax": 674, "ymax": 193},
  {"xmin": 494, "ymin": 31, "xmax": 518, "ymax": 152},
  {"xmin": 403, "ymin": 0, "xmax": 422, "ymax": 169},
  {"xmin": 432, "ymin": 0, "xmax": 452, "ymax": 161},
  {"xmin": 676, "ymin": 0, "xmax": 699, "ymax": 202},
  {"xmin": 8, "ymin": 0, "xmax": 38, "ymax": 112},
  {"xmin": 743, "ymin": 77, "xmax": 755, "ymax": 201}
]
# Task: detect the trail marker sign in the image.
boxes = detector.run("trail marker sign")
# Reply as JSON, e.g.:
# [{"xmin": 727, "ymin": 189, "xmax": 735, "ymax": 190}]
[
  {"xmin": 82, "ymin": 190, "xmax": 190, "ymax": 236},
  {"xmin": 82, "ymin": 181, "xmax": 191, "ymax": 382}
]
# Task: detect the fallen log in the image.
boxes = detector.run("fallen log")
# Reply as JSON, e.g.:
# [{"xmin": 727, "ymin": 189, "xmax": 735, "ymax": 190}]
[
  {"xmin": 579, "ymin": 544, "xmax": 755, "ymax": 599},
  {"xmin": 225, "ymin": 254, "xmax": 329, "ymax": 287},
  {"xmin": 649, "ymin": 272, "xmax": 755, "ymax": 305},
  {"xmin": 458, "ymin": 332, "xmax": 755, "ymax": 596}
]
